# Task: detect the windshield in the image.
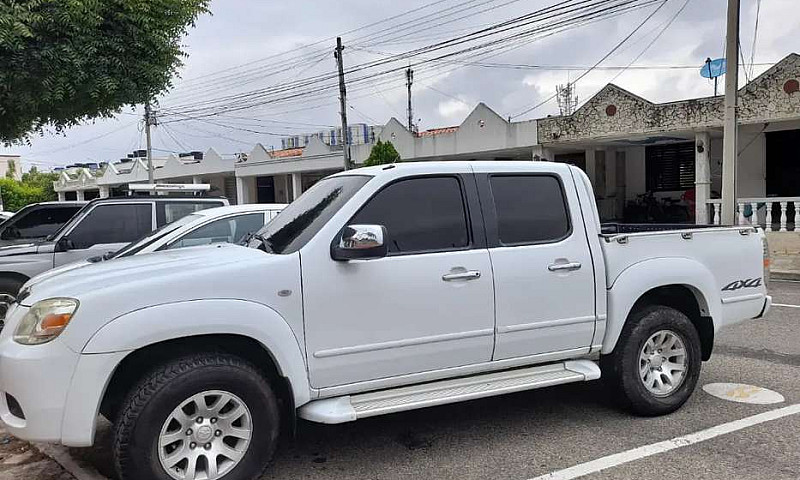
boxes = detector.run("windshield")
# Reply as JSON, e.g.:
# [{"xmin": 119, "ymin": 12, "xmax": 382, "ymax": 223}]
[
  {"xmin": 112, "ymin": 213, "xmax": 202, "ymax": 258},
  {"xmin": 245, "ymin": 175, "xmax": 371, "ymax": 254}
]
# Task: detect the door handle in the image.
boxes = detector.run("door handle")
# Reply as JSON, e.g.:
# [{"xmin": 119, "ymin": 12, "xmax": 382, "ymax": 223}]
[
  {"xmin": 548, "ymin": 262, "xmax": 582, "ymax": 272},
  {"xmin": 442, "ymin": 270, "xmax": 481, "ymax": 281}
]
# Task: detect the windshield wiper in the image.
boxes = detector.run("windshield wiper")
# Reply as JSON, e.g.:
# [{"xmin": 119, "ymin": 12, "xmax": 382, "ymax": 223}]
[{"xmin": 254, "ymin": 234, "xmax": 275, "ymax": 254}]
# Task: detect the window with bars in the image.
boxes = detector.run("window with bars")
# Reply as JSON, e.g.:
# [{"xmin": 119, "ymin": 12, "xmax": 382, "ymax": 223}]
[{"xmin": 645, "ymin": 142, "xmax": 696, "ymax": 192}]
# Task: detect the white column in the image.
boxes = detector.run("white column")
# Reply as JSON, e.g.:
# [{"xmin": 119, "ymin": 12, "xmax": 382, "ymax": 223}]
[
  {"xmin": 192, "ymin": 176, "xmax": 202, "ymax": 184},
  {"xmin": 695, "ymin": 132, "xmax": 712, "ymax": 224},
  {"xmin": 57, "ymin": 191, "xmax": 66, "ymax": 202},
  {"xmin": 76, "ymin": 190, "xmax": 85, "ymax": 201},
  {"xmin": 99, "ymin": 186, "xmax": 110, "ymax": 198},
  {"xmin": 585, "ymin": 149, "xmax": 597, "ymax": 189},
  {"xmin": 236, "ymin": 176, "xmax": 249, "ymax": 205},
  {"xmin": 292, "ymin": 173, "xmax": 303, "ymax": 201}
]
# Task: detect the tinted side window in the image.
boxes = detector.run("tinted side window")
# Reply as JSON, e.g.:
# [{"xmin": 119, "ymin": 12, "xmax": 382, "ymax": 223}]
[
  {"xmin": 351, "ymin": 176, "xmax": 469, "ymax": 254},
  {"xmin": 167, "ymin": 213, "xmax": 265, "ymax": 250},
  {"xmin": 158, "ymin": 201, "xmax": 224, "ymax": 226},
  {"xmin": 67, "ymin": 204, "xmax": 152, "ymax": 249},
  {"xmin": 490, "ymin": 175, "xmax": 570, "ymax": 245},
  {"xmin": 1, "ymin": 206, "xmax": 79, "ymax": 240}
]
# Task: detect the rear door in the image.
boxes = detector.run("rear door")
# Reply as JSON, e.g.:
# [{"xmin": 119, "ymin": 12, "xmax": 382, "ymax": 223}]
[
  {"xmin": 474, "ymin": 165, "xmax": 596, "ymax": 361},
  {"xmin": 53, "ymin": 202, "xmax": 155, "ymax": 266}
]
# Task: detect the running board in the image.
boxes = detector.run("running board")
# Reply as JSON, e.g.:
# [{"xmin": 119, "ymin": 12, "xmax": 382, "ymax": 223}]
[{"xmin": 298, "ymin": 360, "xmax": 600, "ymax": 424}]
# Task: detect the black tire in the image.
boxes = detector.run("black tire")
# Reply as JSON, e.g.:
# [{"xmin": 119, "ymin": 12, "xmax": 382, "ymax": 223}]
[
  {"xmin": 113, "ymin": 353, "xmax": 280, "ymax": 480},
  {"xmin": 601, "ymin": 305, "xmax": 702, "ymax": 416},
  {"xmin": 0, "ymin": 277, "xmax": 24, "ymax": 297}
]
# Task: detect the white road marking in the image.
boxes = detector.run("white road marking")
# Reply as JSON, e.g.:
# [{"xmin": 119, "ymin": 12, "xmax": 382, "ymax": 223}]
[
  {"xmin": 702, "ymin": 383, "xmax": 785, "ymax": 404},
  {"xmin": 528, "ymin": 403, "xmax": 800, "ymax": 480},
  {"xmin": 773, "ymin": 303, "xmax": 800, "ymax": 309}
]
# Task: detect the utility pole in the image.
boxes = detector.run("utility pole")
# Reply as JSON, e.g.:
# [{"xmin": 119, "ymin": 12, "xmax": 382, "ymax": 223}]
[
  {"xmin": 144, "ymin": 101, "xmax": 155, "ymax": 184},
  {"xmin": 334, "ymin": 37, "xmax": 350, "ymax": 170},
  {"xmin": 406, "ymin": 66, "xmax": 414, "ymax": 132},
  {"xmin": 721, "ymin": 0, "xmax": 740, "ymax": 225}
]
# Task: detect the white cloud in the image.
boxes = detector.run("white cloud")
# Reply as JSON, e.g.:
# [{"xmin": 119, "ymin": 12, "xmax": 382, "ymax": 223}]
[{"xmin": 437, "ymin": 98, "xmax": 471, "ymax": 121}]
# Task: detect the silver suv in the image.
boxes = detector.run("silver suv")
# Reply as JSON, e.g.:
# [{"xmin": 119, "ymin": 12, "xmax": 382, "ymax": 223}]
[{"xmin": 0, "ymin": 196, "xmax": 227, "ymax": 300}]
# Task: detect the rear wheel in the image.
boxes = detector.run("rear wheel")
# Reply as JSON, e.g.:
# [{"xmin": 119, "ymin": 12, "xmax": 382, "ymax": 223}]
[
  {"xmin": 113, "ymin": 353, "xmax": 280, "ymax": 480},
  {"xmin": 601, "ymin": 305, "xmax": 702, "ymax": 416}
]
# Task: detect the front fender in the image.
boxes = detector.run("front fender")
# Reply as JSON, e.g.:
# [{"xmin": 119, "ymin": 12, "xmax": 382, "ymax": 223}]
[
  {"xmin": 602, "ymin": 257, "xmax": 719, "ymax": 355},
  {"xmin": 83, "ymin": 299, "xmax": 311, "ymax": 407}
]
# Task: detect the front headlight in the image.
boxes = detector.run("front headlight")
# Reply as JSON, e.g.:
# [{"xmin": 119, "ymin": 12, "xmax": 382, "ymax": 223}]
[{"xmin": 14, "ymin": 298, "xmax": 79, "ymax": 345}]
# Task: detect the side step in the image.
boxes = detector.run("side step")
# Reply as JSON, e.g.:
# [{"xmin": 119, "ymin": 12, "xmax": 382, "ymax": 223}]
[{"xmin": 298, "ymin": 360, "xmax": 600, "ymax": 424}]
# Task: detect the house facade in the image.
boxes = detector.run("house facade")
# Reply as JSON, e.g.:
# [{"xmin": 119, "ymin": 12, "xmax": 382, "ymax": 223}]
[{"xmin": 536, "ymin": 53, "xmax": 800, "ymax": 232}]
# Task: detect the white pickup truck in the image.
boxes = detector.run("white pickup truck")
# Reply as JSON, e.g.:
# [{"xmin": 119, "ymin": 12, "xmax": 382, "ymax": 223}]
[{"xmin": 0, "ymin": 162, "xmax": 770, "ymax": 480}]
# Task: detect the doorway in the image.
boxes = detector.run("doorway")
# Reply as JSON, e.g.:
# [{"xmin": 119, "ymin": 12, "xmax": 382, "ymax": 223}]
[
  {"xmin": 256, "ymin": 176, "xmax": 276, "ymax": 203},
  {"xmin": 766, "ymin": 129, "xmax": 800, "ymax": 224}
]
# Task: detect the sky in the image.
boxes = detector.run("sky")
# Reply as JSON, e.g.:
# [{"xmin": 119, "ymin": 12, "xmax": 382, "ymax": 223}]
[{"xmin": 2, "ymin": 0, "xmax": 799, "ymax": 171}]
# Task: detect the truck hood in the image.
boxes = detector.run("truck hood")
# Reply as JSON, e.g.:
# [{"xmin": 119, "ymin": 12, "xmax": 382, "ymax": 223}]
[
  {"xmin": 11, "ymin": 242, "xmax": 302, "ymax": 355},
  {"xmin": 21, "ymin": 243, "xmax": 273, "ymax": 306}
]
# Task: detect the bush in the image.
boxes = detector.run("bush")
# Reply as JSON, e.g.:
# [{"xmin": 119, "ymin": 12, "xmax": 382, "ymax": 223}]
[{"xmin": 0, "ymin": 168, "xmax": 59, "ymax": 211}]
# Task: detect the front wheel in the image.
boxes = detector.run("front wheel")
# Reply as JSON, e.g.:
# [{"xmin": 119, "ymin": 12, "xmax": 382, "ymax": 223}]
[
  {"xmin": 601, "ymin": 305, "xmax": 702, "ymax": 416},
  {"xmin": 113, "ymin": 353, "xmax": 280, "ymax": 480}
]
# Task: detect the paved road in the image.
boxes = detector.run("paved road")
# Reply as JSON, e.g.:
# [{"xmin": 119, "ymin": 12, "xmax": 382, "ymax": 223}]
[{"xmin": 69, "ymin": 280, "xmax": 800, "ymax": 480}]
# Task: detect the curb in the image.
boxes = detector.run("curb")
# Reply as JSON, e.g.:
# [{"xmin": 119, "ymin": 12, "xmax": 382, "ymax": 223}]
[
  {"xmin": 772, "ymin": 271, "xmax": 800, "ymax": 282},
  {"xmin": 33, "ymin": 443, "xmax": 108, "ymax": 480}
]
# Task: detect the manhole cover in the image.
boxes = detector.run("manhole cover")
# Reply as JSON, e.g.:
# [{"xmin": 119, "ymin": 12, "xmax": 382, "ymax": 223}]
[{"xmin": 702, "ymin": 383, "xmax": 785, "ymax": 404}]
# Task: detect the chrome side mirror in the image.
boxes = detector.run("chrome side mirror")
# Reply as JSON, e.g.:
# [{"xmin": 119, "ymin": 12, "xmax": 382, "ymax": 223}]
[{"xmin": 331, "ymin": 224, "xmax": 388, "ymax": 261}]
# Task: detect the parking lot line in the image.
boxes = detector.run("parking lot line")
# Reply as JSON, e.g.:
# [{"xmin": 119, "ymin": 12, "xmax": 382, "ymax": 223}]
[
  {"xmin": 773, "ymin": 303, "xmax": 800, "ymax": 309},
  {"xmin": 528, "ymin": 403, "xmax": 800, "ymax": 480}
]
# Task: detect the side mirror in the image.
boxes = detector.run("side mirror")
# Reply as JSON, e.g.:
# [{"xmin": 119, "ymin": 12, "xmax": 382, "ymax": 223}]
[
  {"xmin": 331, "ymin": 224, "xmax": 388, "ymax": 261},
  {"xmin": 56, "ymin": 237, "xmax": 74, "ymax": 252}
]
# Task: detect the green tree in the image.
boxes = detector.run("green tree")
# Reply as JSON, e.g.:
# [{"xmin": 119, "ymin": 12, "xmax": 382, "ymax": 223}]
[
  {"xmin": 5, "ymin": 159, "xmax": 16, "ymax": 179},
  {"xmin": 0, "ymin": 0, "xmax": 210, "ymax": 145},
  {"xmin": 363, "ymin": 140, "xmax": 401, "ymax": 167}
]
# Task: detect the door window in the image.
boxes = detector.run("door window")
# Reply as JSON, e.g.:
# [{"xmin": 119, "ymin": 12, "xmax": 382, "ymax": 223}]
[
  {"xmin": 0, "ymin": 206, "xmax": 80, "ymax": 240},
  {"xmin": 489, "ymin": 175, "xmax": 571, "ymax": 245},
  {"xmin": 66, "ymin": 204, "xmax": 152, "ymax": 249},
  {"xmin": 167, "ymin": 213, "xmax": 265, "ymax": 249},
  {"xmin": 350, "ymin": 176, "xmax": 469, "ymax": 254}
]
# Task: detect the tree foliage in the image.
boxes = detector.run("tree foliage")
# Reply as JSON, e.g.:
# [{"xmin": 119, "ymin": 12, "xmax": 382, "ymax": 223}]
[
  {"xmin": 0, "ymin": 0, "xmax": 210, "ymax": 145},
  {"xmin": 0, "ymin": 166, "xmax": 59, "ymax": 211},
  {"xmin": 363, "ymin": 140, "xmax": 401, "ymax": 167}
]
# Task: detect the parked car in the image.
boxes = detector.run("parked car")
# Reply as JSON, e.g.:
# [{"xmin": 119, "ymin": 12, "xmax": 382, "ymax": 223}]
[
  {"xmin": 0, "ymin": 162, "xmax": 770, "ymax": 480},
  {"xmin": 0, "ymin": 202, "xmax": 85, "ymax": 247},
  {"xmin": 25, "ymin": 204, "xmax": 287, "ymax": 284},
  {"xmin": 0, "ymin": 211, "xmax": 14, "ymax": 222},
  {"xmin": 0, "ymin": 196, "xmax": 227, "ymax": 299}
]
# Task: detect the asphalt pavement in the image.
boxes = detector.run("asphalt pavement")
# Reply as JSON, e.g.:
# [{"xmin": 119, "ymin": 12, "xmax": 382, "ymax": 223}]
[{"xmin": 58, "ymin": 280, "xmax": 800, "ymax": 480}]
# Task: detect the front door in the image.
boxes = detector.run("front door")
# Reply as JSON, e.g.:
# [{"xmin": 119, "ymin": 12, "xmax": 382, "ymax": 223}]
[
  {"xmin": 302, "ymin": 174, "xmax": 495, "ymax": 388},
  {"xmin": 474, "ymin": 169, "xmax": 596, "ymax": 360},
  {"xmin": 54, "ymin": 203, "xmax": 155, "ymax": 266}
]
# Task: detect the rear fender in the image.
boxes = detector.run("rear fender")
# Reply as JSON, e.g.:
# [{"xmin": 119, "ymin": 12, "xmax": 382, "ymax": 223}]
[{"xmin": 603, "ymin": 257, "xmax": 719, "ymax": 355}]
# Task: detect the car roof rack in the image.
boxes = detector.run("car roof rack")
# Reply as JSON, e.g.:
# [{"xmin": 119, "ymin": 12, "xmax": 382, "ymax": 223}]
[{"xmin": 127, "ymin": 183, "xmax": 211, "ymax": 194}]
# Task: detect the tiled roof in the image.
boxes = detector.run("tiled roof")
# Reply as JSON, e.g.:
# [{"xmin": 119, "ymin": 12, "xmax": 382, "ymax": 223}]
[
  {"xmin": 417, "ymin": 126, "xmax": 459, "ymax": 137},
  {"xmin": 269, "ymin": 147, "xmax": 304, "ymax": 158}
]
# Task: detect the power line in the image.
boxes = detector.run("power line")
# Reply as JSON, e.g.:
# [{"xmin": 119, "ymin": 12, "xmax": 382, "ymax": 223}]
[
  {"xmin": 163, "ymin": 0, "xmax": 650, "ymax": 118},
  {"xmin": 510, "ymin": 0, "xmax": 668, "ymax": 119},
  {"xmin": 749, "ymin": 0, "xmax": 762, "ymax": 79}
]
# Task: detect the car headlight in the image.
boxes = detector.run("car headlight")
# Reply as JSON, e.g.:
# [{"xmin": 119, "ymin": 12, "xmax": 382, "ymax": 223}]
[{"xmin": 14, "ymin": 298, "xmax": 79, "ymax": 345}]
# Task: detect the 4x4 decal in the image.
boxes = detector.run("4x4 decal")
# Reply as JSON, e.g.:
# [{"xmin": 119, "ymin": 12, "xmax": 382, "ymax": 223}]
[{"xmin": 722, "ymin": 278, "xmax": 762, "ymax": 291}]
